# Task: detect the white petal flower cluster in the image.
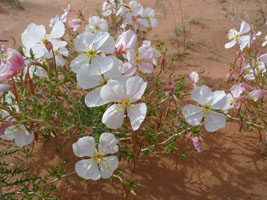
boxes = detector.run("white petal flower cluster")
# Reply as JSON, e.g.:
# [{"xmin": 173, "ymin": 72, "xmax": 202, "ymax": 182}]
[
  {"xmin": 116, "ymin": 30, "xmax": 161, "ymax": 76},
  {"xmin": 183, "ymin": 85, "xmax": 231, "ymax": 132},
  {"xmin": 225, "ymin": 21, "xmax": 251, "ymax": 51},
  {"xmin": 72, "ymin": 133, "xmax": 119, "ymax": 180},
  {"xmin": 22, "ymin": 22, "xmax": 67, "ymax": 59},
  {"xmin": 86, "ymin": 16, "xmax": 108, "ymax": 34},
  {"xmin": 243, "ymin": 54, "xmax": 267, "ymax": 80},
  {"xmin": 0, "ymin": 92, "xmax": 34, "ymax": 147},
  {"xmin": 70, "ymin": 32, "xmax": 115, "ymax": 75}
]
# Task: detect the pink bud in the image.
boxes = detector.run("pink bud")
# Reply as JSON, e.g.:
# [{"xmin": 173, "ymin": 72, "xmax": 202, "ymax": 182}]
[
  {"xmin": 249, "ymin": 90, "xmax": 266, "ymax": 102},
  {"xmin": 0, "ymin": 48, "xmax": 25, "ymax": 82},
  {"xmin": 192, "ymin": 137, "xmax": 204, "ymax": 153},
  {"xmin": 69, "ymin": 19, "xmax": 82, "ymax": 32},
  {"xmin": 240, "ymin": 83, "xmax": 251, "ymax": 92}
]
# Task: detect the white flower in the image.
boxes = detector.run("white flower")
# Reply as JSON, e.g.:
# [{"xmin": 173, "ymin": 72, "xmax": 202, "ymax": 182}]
[
  {"xmin": 49, "ymin": 4, "xmax": 70, "ymax": 28},
  {"xmin": 262, "ymin": 36, "xmax": 267, "ymax": 47},
  {"xmin": 0, "ymin": 110, "xmax": 34, "ymax": 147},
  {"xmin": 45, "ymin": 46, "xmax": 69, "ymax": 67},
  {"xmin": 244, "ymin": 54, "xmax": 267, "ymax": 80},
  {"xmin": 21, "ymin": 22, "xmax": 67, "ymax": 58},
  {"xmin": 138, "ymin": 8, "xmax": 158, "ymax": 28},
  {"xmin": 102, "ymin": 0, "xmax": 123, "ymax": 16},
  {"xmin": 86, "ymin": 16, "xmax": 108, "ymax": 33},
  {"xmin": 189, "ymin": 71, "xmax": 199, "ymax": 84},
  {"xmin": 225, "ymin": 21, "xmax": 251, "ymax": 51},
  {"xmin": 70, "ymin": 32, "xmax": 115, "ymax": 75},
  {"xmin": 77, "ymin": 57, "xmax": 126, "ymax": 107},
  {"xmin": 72, "ymin": 133, "xmax": 119, "ymax": 180},
  {"xmin": 100, "ymin": 76, "xmax": 147, "ymax": 130},
  {"xmin": 182, "ymin": 85, "xmax": 231, "ymax": 132}
]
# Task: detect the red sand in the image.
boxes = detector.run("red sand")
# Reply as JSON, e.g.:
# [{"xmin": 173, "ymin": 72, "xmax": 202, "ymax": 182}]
[{"xmin": 1, "ymin": 0, "xmax": 267, "ymax": 199}]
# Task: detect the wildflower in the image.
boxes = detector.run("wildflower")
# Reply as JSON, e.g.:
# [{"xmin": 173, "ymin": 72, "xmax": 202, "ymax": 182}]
[
  {"xmin": 77, "ymin": 57, "xmax": 126, "ymax": 107},
  {"xmin": 182, "ymin": 85, "xmax": 230, "ymax": 132},
  {"xmin": 100, "ymin": 76, "xmax": 147, "ymax": 130},
  {"xmin": 115, "ymin": 30, "xmax": 137, "ymax": 56},
  {"xmin": 0, "ymin": 48, "xmax": 24, "ymax": 82},
  {"xmin": 86, "ymin": 16, "xmax": 108, "ymax": 33},
  {"xmin": 249, "ymin": 90, "xmax": 266, "ymax": 102},
  {"xmin": 244, "ymin": 54, "xmax": 267, "ymax": 80},
  {"xmin": 45, "ymin": 46, "xmax": 69, "ymax": 67},
  {"xmin": 21, "ymin": 22, "xmax": 66, "ymax": 58},
  {"xmin": 70, "ymin": 32, "xmax": 115, "ymax": 75},
  {"xmin": 189, "ymin": 71, "xmax": 199, "ymax": 85},
  {"xmin": 72, "ymin": 133, "xmax": 119, "ymax": 180},
  {"xmin": 225, "ymin": 21, "xmax": 250, "ymax": 51},
  {"xmin": 49, "ymin": 4, "xmax": 71, "ymax": 28},
  {"xmin": 138, "ymin": 8, "xmax": 158, "ymax": 28}
]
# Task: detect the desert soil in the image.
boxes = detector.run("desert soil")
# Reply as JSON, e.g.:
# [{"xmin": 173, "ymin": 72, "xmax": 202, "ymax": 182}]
[{"xmin": 0, "ymin": 0, "xmax": 267, "ymax": 199}]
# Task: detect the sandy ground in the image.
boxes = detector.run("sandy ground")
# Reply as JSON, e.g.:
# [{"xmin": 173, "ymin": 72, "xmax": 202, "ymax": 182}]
[{"xmin": 1, "ymin": 0, "xmax": 267, "ymax": 199}]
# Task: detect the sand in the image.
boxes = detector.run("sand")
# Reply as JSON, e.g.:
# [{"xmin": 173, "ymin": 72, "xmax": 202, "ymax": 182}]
[{"xmin": 0, "ymin": 0, "xmax": 267, "ymax": 199}]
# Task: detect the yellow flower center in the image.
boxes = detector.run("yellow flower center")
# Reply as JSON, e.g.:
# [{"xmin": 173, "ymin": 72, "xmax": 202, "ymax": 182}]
[
  {"xmin": 100, "ymin": 78, "xmax": 109, "ymax": 85},
  {"xmin": 41, "ymin": 37, "xmax": 49, "ymax": 45},
  {"xmin": 255, "ymin": 63, "xmax": 260, "ymax": 69},
  {"xmin": 87, "ymin": 49, "xmax": 97, "ymax": 59},
  {"xmin": 234, "ymin": 33, "xmax": 240, "ymax": 41},
  {"xmin": 94, "ymin": 26, "xmax": 100, "ymax": 31},
  {"xmin": 121, "ymin": 99, "xmax": 131, "ymax": 108},
  {"xmin": 54, "ymin": 50, "xmax": 60, "ymax": 56},
  {"xmin": 202, "ymin": 103, "xmax": 211, "ymax": 113},
  {"xmin": 93, "ymin": 152, "xmax": 103, "ymax": 163},
  {"xmin": 134, "ymin": 56, "xmax": 142, "ymax": 65}
]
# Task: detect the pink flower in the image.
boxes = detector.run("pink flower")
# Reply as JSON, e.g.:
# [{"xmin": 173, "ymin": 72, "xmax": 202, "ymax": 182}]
[
  {"xmin": 115, "ymin": 30, "xmax": 137, "ymax": 56},
  {"xmin": 0, "ymin": 48, "xmax": 24, "ymax": 82},
  {"xmin": 230, "ymin": 83, "xmax": 251, "ymax": 98},
  {"xmin": 192, "ymin": 137, "xmax": 204, "ymax": 153},
  {"xmin": 249, "ymin": 90, "xmax": 266, "ymax": 102},
  {"xmin": 164, "ymin": 81, "xmax": 175, "ymax": 96},
  {"xmin": 69, "ymin": 19, "xmax": 82, "ymax": 32}
]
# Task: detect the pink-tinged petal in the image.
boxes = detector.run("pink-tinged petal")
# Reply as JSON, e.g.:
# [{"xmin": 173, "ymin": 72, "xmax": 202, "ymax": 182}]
[
  {"xmin": 0, "ymin": 84, "xmax": 11, "ymax": 96},
  {"xmin": 258, "ymin": 54, "xmax": 267, "ymax": 64},
  {"xmin": 192, "ymin": 137, "xmax": 204, "ymax": 153},
  {"xmin": 101, "ymin": 80, "xmax": 124, "ymax": 102},
  {"xmin": 102, "ymin": 104, "xmax": 125, "ymax": 129},
  {"xmin": 182, "ymin": 105, "xmax": 203, "ymax": 126},
  {"xmin": 0, "ymin": 49, "xmax": 25, "ymax": 82},
  {"xmin": 240, "ymin": 83, "xmax": 251, "ymax": 92},
  {"xmin": 224, "ymin": 40, "xmax": 236, "ymax": 49},
  {"xmin": 230, "ymin": 85, "xmax": 243, "ymax": 98},
  {"xmin": 249, "ymin": 90, "xmax": 266, "ymax": 102},
  {"xmin": 75, "ymin": 159, "xmax": 100, "ymax": 180},
  {"xmin": 49, "ymin": 22, "xmax": 65, "ymax": 39},
  {"xmin": 85, "ymin": 88, "xmax": 111, "ymax": 108},
  {"xmin": 98, "ymin": 133, "xmax": 118, "ymax": 155},
  {"xmin": 69, "ymin": 19, "xmax": 82, "ymax": 32},
  {"xmin": 126, "ymin": 49, "xmax": 136, "ymax": 63},
  {"xmin": 72, "ymin": 136, "xmax": 96, "ymax": 157},
  {"xmin": 21, "ymin": 23, "xmax": 46, "ymax": 48},
  {"xmin": 127, "ymin": 103, "xmax": 147, "ymax": 130},
  {"xmin": 139, "ymin": 45, "xmax": 153, "ymax": 60},
  {"xmin": 204, "ymin": 112, "xmax": 226, "ymax": 132},
  {"xmin": 99, "ymin": 156, "xmax": 118, "ymax": 178},
  {"xmin": 191, "ymin": 85, "xmax": 213, "ymax": 106},
  {"xmin": 122, "ymin": 62, "xmax": 136, "ymax": 76},
  {"xmin": 138, "ymin": 62, "xmax": 154, "ymax": 74},
  {"xmin": 239, "ymin": 21, "xmax": 250, "ymax": 35},
  {"xmin": 126, "ymin": 76, "xmax": 147, "ymax": 102}
]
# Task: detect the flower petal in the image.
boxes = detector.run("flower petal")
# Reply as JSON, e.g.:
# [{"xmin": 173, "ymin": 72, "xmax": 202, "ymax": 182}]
[
  {"xmin": 126, "ymin": 76, "xmax": 147, "ymax": 102},
  {"xmin": 127, "ymin": 103, "xmax": 147, "ymax": 130},
  {"xmin": 75, "ymin": 159, "xmax": 101, "ymax": 180},
  {"xmin": 89, "ymin": 56, "xmax": 113, "ymax": 75},
  {"xmin": 48, "ymin": 22, "xmax": 65, "ymax": 39},
  {"xmin": 182, "ymin": 104, "xmax": 203, "ymax": 126},
  {"xmin": 191, "ymin": 85, "xmax": 213, "ymax": 106},
  {"xmin": 85, "ymin": 88, "xmax": 110, "ymax": 107},
  {"xmin": 102, "ymin": 104, "xmax": 125, "ymax": 129},
  {"xmin": 72, "ymin": 136, "xmax": 96, "ymax": 157},
  {"xmin": 77, "ymin": 68, "xmax": 101, "ymax": 89},
  {"xmin": 100, "ymin": 80, "xmax": 124, "ymax": 102},
  {"xmin": 14, "ymin": 126, "xmax": 34, "ymax": 147},
  {"xmin": 204, "ymin": 112, "xmax": 226, "ymax": 132},
  {"xmin": 99, "ymin": 156, "xmax": 119, "ymax": 179},
  {"xmin": 70, "ymin": 54, "xmax": 88, "ymax": 73},
  {"xmin": 239, "ymin": 21, "xmax": 250, "ymax": 35},
  {"xmin": 224, "ymin": 40, "xmax": 236, "ymax": 49},
  {"xmin": 98, "ymin": 132, "xmax": 119, "ymax": 155}
]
